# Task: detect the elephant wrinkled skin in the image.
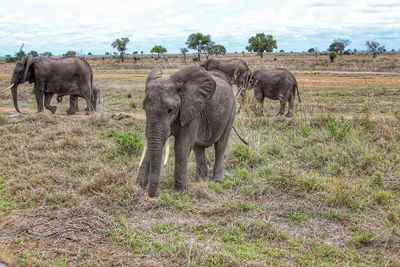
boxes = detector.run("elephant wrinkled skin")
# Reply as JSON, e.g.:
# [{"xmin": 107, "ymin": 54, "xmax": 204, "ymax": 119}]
[
  {"xmin": 137, "ymin": 66, "xmax": 236, "ymax": 197},
  {"xmin": 56, "ymin": 82, "xmax": 100, "ymax": 114}
]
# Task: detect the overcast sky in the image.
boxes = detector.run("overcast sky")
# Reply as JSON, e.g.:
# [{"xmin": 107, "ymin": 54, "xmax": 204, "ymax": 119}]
[{"xmin": 0, "ymin": 0, "xmax": 399, "ymax": 56}]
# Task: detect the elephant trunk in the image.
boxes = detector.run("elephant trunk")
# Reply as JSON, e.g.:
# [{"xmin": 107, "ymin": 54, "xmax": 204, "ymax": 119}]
[
  {"xmin": 11, "ymin": 83, "xmax": 20, "ymax": 113},
  {"xmin": 146, "ymin": 123, "xmax": 165, "ymax": 197}
]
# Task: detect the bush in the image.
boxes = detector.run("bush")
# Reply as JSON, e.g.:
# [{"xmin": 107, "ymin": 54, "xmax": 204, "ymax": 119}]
[{"xmin": 329, "ymin": 52, "xmax": 337, "ymax": 62}]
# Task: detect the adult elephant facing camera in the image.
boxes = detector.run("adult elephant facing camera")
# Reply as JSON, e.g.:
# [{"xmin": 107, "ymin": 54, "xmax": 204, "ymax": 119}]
[
  {"xmin": 5, "ymin": 55, "xmax": 94, "ymax": 114},
  {"xmin": 137, "ymin": 66, "xmax": 236, "ymax": 197}
]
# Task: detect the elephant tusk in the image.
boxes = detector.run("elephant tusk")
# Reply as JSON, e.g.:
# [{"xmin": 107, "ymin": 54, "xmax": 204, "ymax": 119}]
[
  {"xmin": 139, "ymin": 141, "xmax": 147, "ymax": 167},
  {"xmin": 163, "ymin": 137, "xmax": 170, "ymax": 166},
  {"xmin": 1, "ymin": 83, "xmax": 14, "ymax": 93}
]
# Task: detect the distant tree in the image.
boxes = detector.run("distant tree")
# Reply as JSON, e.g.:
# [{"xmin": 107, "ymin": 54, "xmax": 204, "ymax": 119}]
[
  {"xmin": 186, "ymin": 32, "xmax": 212, "ymax": 61},
  {"xmin": 204, "ymin": 41, "xmax": 216, "ymax": 59},
  {"xmin": 150, "ymin": 45, "xmax": 167, "ymax": 58},
  {"xmin": 246, "ymin": 33, "xmax": 277, "ymax": 59},
  {"xmin": 40, "ymin": 51, "xmax": 53, "ymax": 57},
  {"xmin": 133, "ymin": 51, "xmax": 138, "ymax": 55},
  {"xmin": 308, "ymin": 48, "xmax": 315, "ymax": 53},
  {"xmin": 353, "ymin": 49, "xmax": 358, "ymax": 53},
  {"xmin": 329, "ymin": 51, "xmax": 337, "ymax": 63},
  {"xmin": 279, "ymin": 49, "xmax": 285, "ymax": 53},
  {"xmin": 211, "ymin": 44, "xmax": 226, "ymax": 56},
  {"xmin": 328, "ymin": 39, "xmax": 351, "ymax": 56},
  {"xmin": 180, "ymin": 47, "xmax": 188, "ymax": 61},
  {"xmin": 105, "ymin": 52, "xmax": 110, "ymax": 56},
  {"xmin": 29, "ymin": 50, "xmax": 39, "ymax": 57},
  {"xmin": 64, "ymin": 50, "xmax": 77, "ymax": 57},
  {"xmin": 140, "ymin": 51, "xmax": 144, "ymax": 55},
  {"xmin": 15, "ymin": 44, "xmax": 26, "ymax": 60},
  {"xmin": 111, "ymin": 37, "xmax": 130, "ymax": 62},
  {"xmin": 365, "ymin": 40, "xmax": 385, "ymax": 58},
  {"xmin": 88, "ymin": 52, "xmax": 93, "ymax": 56}
]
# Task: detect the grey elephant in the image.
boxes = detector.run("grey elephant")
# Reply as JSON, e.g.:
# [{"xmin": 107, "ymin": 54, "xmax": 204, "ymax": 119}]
[
  {"xmin": 240, "ymin": 69, "xmax": 301, "ymax": 117},
  {"xmin": 56, "ymin": 82, "xmax": 100, "ymax": 114},
  {"xmin": 4, "ymin": 55, "xmax": 94, "ymax": 114},
  {"xmin": 137, "ymin": 66, "xmax": 237, "ymax": 197},
  {"xmin": 200, "ymin": 58, "xmax": 249, "ymax": 86}
]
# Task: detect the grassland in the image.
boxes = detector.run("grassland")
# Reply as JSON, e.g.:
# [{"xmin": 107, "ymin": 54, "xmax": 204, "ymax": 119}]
[{"xmin": 0, "ymin": 53, "xmax": 399, "ymax": 266}]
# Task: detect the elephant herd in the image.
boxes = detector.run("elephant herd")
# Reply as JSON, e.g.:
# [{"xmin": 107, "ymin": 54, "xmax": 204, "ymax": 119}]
[{"xmin": 3, "ymin": 56, "xmax": 301, "ymax": 197}]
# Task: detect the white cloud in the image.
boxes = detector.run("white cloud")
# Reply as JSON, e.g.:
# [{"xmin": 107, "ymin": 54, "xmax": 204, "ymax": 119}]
[{"xmin": 0, "ymin": 0, "xmax": 399, "ymax": 55}]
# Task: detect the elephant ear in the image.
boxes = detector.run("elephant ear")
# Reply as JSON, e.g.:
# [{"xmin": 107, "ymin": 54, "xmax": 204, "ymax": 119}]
[
  {"xmin": 171, "ymin": 66, "xmax": 216, "ymax": 126},
  {"xmin": 23, "ymin": 54, "xmax": 34, "ymax": 83},
  {"xmin": 146, "ymin": 68, "xmax": 163, "ymax": 85}
]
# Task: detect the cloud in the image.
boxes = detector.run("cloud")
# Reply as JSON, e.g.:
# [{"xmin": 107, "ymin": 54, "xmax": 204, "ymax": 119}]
[{"xmin": 0, "ymin": 0, "xmax": 399, "ymax": 55}]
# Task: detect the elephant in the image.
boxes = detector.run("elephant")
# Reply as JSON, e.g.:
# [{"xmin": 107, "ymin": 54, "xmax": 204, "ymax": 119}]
[
  {"xmin": 56, "ymin": 82, "xmax": 100, "ymax": 114},
  {"xmin": 200, "ymin": 58, "xmax": 249, "ymax": 87},
  {"xmin": 239, "ymin": 69, "xmax": 301, "ymax": 117},
  {"xmin": 137, "ymin": 66, "xmax": 237, "ymax": 197},
  {"xmin": 4, "ymin": 55, "xmax": 94, "ymax": 114}
]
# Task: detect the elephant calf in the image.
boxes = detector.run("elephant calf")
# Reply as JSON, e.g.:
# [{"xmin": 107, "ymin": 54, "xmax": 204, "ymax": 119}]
[
  {"xmin": 56, "ymin": 82, "xmax": 100, "ymax": 114},
  {"xmin": 240, "ymin": 69, "xmax": 301, "ymax": 117}
]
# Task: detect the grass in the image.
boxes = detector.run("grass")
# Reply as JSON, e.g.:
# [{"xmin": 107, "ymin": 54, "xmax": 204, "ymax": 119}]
[{"xmin": 0, "ymin": 54, "xmax": 399, "ymax": 266}]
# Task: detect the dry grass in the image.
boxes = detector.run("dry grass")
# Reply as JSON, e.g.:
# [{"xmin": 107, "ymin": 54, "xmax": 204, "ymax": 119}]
[{"xmin": 0, "ymin": 53, "xmax": 399, "ymax": 266}]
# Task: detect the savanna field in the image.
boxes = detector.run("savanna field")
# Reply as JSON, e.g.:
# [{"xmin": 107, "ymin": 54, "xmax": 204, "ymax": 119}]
[{"xmin": 0, "ymin": 53, "xmax": 399, "ymax": 266}]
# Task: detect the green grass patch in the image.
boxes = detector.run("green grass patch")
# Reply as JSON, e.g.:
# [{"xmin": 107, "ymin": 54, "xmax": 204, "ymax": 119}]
[
  {"xmin": 159, "ymin": 191, "xmax": 193, "ymax": 210},
  {"xmin": 350, "ymin": 229, "xmax": 374, "ymax": 247},
  {"xmin": 0, "ymin": 175, "xmax": 15, "ymax": 211}
]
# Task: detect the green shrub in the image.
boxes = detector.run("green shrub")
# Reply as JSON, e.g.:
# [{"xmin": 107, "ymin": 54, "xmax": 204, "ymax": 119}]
[
  {"xmin": 372, "ymin": 190, "xmax": 391, "ymax": 205},
  {"xmin": 350, "ymin": 229, "xmax": 373, "ymax": 247},
  {"xmin": 329, "ymin": 52, "xmax": 337, "ymax": 62},
  {"xmin": 115, "ymin": 132, "xmax": 143, "ymax": 155}
]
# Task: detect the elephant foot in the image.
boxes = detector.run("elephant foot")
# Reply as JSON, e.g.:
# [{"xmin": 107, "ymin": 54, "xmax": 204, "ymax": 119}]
[
  {"xmin": 50, "ymin": 106, "xmax": 57, "ymax": 114},
  {"xmin": 212, "ymin": 173, "xmax": 224, "ymax": 183},
  {"xmin": 276, "ymin": 112, "xmax": 284, "ymax": 116},
  {"xmin": 66, "ymin": 108, "xmax": 76, "ymax": 115},
  {"xmin": 174, "ymin": 182, "xmax": 187, "ymax": 192},
  {"xmin": 285, "ymin": 112, "xmax": 293, "ymax": 118}
]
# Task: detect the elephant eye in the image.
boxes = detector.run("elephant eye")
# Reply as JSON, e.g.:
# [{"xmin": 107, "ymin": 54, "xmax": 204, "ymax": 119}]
[{"xmin": 167, "ymin": 108, "xmax": 174, "ymax": 115}]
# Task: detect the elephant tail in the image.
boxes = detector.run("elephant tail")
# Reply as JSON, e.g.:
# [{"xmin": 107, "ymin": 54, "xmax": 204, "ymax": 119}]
[
  {"xmin": 232, "ymin": 126, "xmax": 249, "ymax": 145},
  {"xmin": 295, "ymin": 84, "xmax": 301, "ymax": 103}
]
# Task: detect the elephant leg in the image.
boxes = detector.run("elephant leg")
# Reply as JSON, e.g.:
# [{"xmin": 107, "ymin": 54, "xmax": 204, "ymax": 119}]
[
  {"xmin": 34, "ymin": 86, "xmax": 44, "ymax": 112},
  {"xmin": 174, "ymin": 130, "xmax": 196, "ymax": 191},
  {"xmin": 137, "ymin": 149, "xmax": 151, "ymax": 188},
  {"xmin": 213, "ymin": 117, "xmax": 234, "ymax": 182},
  {"xmin": 194, "ymin": 145, "xmax": 208, "ymax": 181},
  {"xmin": 286, "ymin": 95, "xmax": 294, "ymax": 117},
  {"xmin": 44, "ymin": 93, "xmax": 57, "ymax": 114},
  {"xmin": 278, "ymin": 94, "xmax": 287, "ymax": 115},
  {"xmin": 66, "ymin": 96, "xmax": 78, "ymax": 115}
]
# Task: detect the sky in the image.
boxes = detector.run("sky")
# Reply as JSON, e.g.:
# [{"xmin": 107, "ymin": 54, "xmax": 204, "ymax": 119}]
[{"xmin": 0, "ymin": 0, "xmax": 399, "ymax": 56}]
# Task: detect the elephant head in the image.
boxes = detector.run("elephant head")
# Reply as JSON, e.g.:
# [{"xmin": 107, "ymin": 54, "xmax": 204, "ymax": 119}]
[
  {"xmin": 142, "ymin": 66, "xmax": 216, "ymax": 197},
  {"xmin": 7, "ymin": 54, "xmax": 35, "ymax": 112}
]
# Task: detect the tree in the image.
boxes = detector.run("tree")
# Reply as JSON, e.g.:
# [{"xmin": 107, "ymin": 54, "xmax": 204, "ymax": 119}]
[
  {"xmin": 204, "ymin": 41, "xmax": 215, "ymax": 59},
  {"xmin": 186, "ymin": 32, "xmax": 212, "ymax": 61},
  {"xmin": 88, "ymin": 52, "xmax": 93, "ymax": 56},
  {"xmin": 15, "ymin": 44, "xmax": 26, "ymax": 60},
  {"xmin": 279, "ymin": 49, "xmax": 285, "ymax": 53},
  {"xmin": 150, "ymin": 45, "xmax": 167, "ymax": 58},
  {"xmin": 365, "ymin": 40, "xmax": 385, "ymax": 58},
  {"xmin": 29, "ymin": 50, "xmax": 39, "ymax": 57},
  {"xmin": 64, "ymin": 50, "xmax": 77, "ymax": 57},
  {"xmin": 211, "ymin": 44, "xmax": 226, "ymax": 56},
  {"xmin": 40, "ymin": 51, "xmax": 53, "ymax": 57},
  {"xmin": 111, "ymin": 37, "xmax": 130, "ymax": 62},
  {"xmin": 180, "ymin": 48, "xmax": 188, "ymax": 61},
  {"xmin": 246, "ymin": 33, "xmax": 277, "ymax": 58},
  {"xmin": 328, "ymin": 39, "xmax": 351, "ymax": 56},
  {"xmin": 105, "ymin": 52, "xmax": 110, "ymax": 56},
  {"xmin": 308, "ymin": 48, "xmax": 315, "ymax": 53}
]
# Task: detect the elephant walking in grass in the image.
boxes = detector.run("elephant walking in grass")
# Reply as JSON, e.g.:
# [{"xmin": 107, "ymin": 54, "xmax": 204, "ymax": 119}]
[
  {"xmin": 4, "ymin": 55, "xmax": 94, "ymax": 114},
  {"xmin": 240, "ymin": 69, "xmax": 301, "ymax": 117},
  {"xmin": 137, "ymin": 66, "xmax": 238, "ymax": 197}
]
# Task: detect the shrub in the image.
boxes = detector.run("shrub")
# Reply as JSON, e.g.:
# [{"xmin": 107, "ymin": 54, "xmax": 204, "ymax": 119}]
[
  {"xmin": 115, "ymin": 132, "xmax": 143, "ymax": 155},
  {"xmin": 329, "ymin": 52, "xmax": 337, "ymax": 62}
]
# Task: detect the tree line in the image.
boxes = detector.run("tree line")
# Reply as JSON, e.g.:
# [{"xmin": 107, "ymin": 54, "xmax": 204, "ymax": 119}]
[{"xmin": 4, "ymin": 33, "xmax": 391, "ymax": 63}]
